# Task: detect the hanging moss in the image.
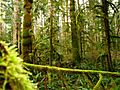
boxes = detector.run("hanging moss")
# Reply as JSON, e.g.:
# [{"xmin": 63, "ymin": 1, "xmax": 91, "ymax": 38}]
[{"xmin": 0, "ymin": 41, "xmax": 34, "ymax": 90}]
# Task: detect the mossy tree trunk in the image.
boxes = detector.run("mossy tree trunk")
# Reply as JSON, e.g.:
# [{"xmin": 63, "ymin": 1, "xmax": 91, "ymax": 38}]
[
  {"xmin": 101, "ymin": 0, "xmax": 114, "ymax": 71},
  {"xmin": 70, "ymin": 0, "xmax": 80, "ymax": 66},
  {"xmin": 22, "ymin": 0, "xmax": 33, "ymax": 62}
]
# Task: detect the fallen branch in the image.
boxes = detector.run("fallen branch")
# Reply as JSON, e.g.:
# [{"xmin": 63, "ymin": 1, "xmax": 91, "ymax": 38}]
[
  {"xmin": 23, "ymin": 63, "xmax": 120, "ymax": 75},
  {"xmin": 93, "ymin": 74, "xmax": 103, "ymax": 90}
]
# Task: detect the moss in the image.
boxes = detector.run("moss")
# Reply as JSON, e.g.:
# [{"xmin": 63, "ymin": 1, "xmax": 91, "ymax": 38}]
[{"xmin": 0, "ymin": 41, "xmax": 34, "ymax": 90}]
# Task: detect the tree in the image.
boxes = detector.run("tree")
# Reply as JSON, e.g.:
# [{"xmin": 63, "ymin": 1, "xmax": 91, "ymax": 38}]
[
  {"xmin": 101, "ymin": 0, "xmax": 114, "ymax": 71},
  {"xmin": 13, "ymin": 0, "xmax": 21, "ymax": 54},
  {"xmin": 70, "ymin": 0, "xmax": 80, "ymax": 66},
  {"xmin": 22, "ymin": 0, "xmax": 33, "ymax": 62},
  {"xmin": 49, "ymin": 0, "xmax": 54, "ymax": 66}
]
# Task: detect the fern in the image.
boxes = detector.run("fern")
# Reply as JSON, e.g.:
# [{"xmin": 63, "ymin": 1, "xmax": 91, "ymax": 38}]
[{"xmin": 0, "ymin": 41, "xmax": 34, "ymax": 90}]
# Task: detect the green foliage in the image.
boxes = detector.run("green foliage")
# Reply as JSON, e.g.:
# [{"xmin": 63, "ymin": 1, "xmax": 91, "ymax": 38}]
[
  {"xmin": 0, "ymin": 41, "xmax": 34, "ymax": 90},
  {"xmin": 0, "ymin": 0, "xmax": 13, "ymax": 42},
  {"xmin": 25, "ymin": 62, "xmax": 120, "ymax": 90}
]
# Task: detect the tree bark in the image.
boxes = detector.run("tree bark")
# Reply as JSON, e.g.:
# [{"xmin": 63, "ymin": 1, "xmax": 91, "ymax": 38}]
[
  {"xmin": 49, "ymin": 0, "xmax": 54, "ymax": 66},
  {"xmin": 70, "ymin": 0, "xmax": 80, "ymax": 66},
  {"xmin": 13, "ymin": 0, "xmax": 21, "ymax": 54},
  {"xmin": 101, "ymin": 0, "xmax": 114, "ymax": 71},
  {"xmin": 22, "ymin": 0, "xmax": 33, "ymax": 62}
]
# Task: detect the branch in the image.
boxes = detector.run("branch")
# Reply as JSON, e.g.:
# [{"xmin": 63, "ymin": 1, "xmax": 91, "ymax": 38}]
[
  {"xmin": 93, "ymin": 74, "xmax": 103, "ymax": 90},
  {"xmin": 23, "ymin": 63, "xmax": 120, "ymax": 75}
]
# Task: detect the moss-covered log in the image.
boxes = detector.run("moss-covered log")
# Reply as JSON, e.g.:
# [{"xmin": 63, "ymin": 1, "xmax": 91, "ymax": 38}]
[{"xmin": 24, "ymin": 63, "xmax": 120, "ymax": 75}]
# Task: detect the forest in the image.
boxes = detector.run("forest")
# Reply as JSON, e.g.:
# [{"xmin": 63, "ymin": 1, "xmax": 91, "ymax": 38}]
[{"xmin": 0, "ymin": 0, "xmax": 120, "ymax": 90}]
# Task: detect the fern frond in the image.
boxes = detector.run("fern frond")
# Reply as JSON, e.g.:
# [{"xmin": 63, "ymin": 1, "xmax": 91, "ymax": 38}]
[{"xmin": 0, "ymin": 41, "xmax": 34, "ymax": 90}]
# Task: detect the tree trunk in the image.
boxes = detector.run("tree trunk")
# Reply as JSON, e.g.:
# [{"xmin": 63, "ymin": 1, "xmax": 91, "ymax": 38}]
[
  {"xmin": 70, "ymin": 0, "xmax": 80, "ymax": 66},
  {"xmin": 49, "ymin": 0, "xmax": 54, "ymax": 66},
  {"xmin": 22, "ymin": 0, "xmax": 33, "ymax": 62},
  {"xmin": 13, "ymin": 0, "xmax": 21, "ymax": 54},
  {"xmin": 77, "ymin": 0, "xmax": 83, "ymax": 61},
  {"xmin": 101, "ymin": 0, "xmax": 114, "ymax": 71}
]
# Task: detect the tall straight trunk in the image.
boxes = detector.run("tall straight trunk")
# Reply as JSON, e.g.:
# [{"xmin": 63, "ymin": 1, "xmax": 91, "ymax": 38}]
[
  {"xmin": 101, "ymin": 0, "xmax": 114, "ymax": 71},
  {"xmin": 49, "ymin": 0, "xmax": 54, "ymax": 66},
  {"xmin": 22, "ymin": 0, "xmax": 33, "ymax": 62},
  {"xmin": 77, "ymin": 0, "xmax": 83, "ymax": 60},
  {"xmin": 70, "ymin": 0, "xmax": 80, "ymax": 65},
  {"xmin": 13, "ymin": 0, "xmax": 21, "ymax": 54}
]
